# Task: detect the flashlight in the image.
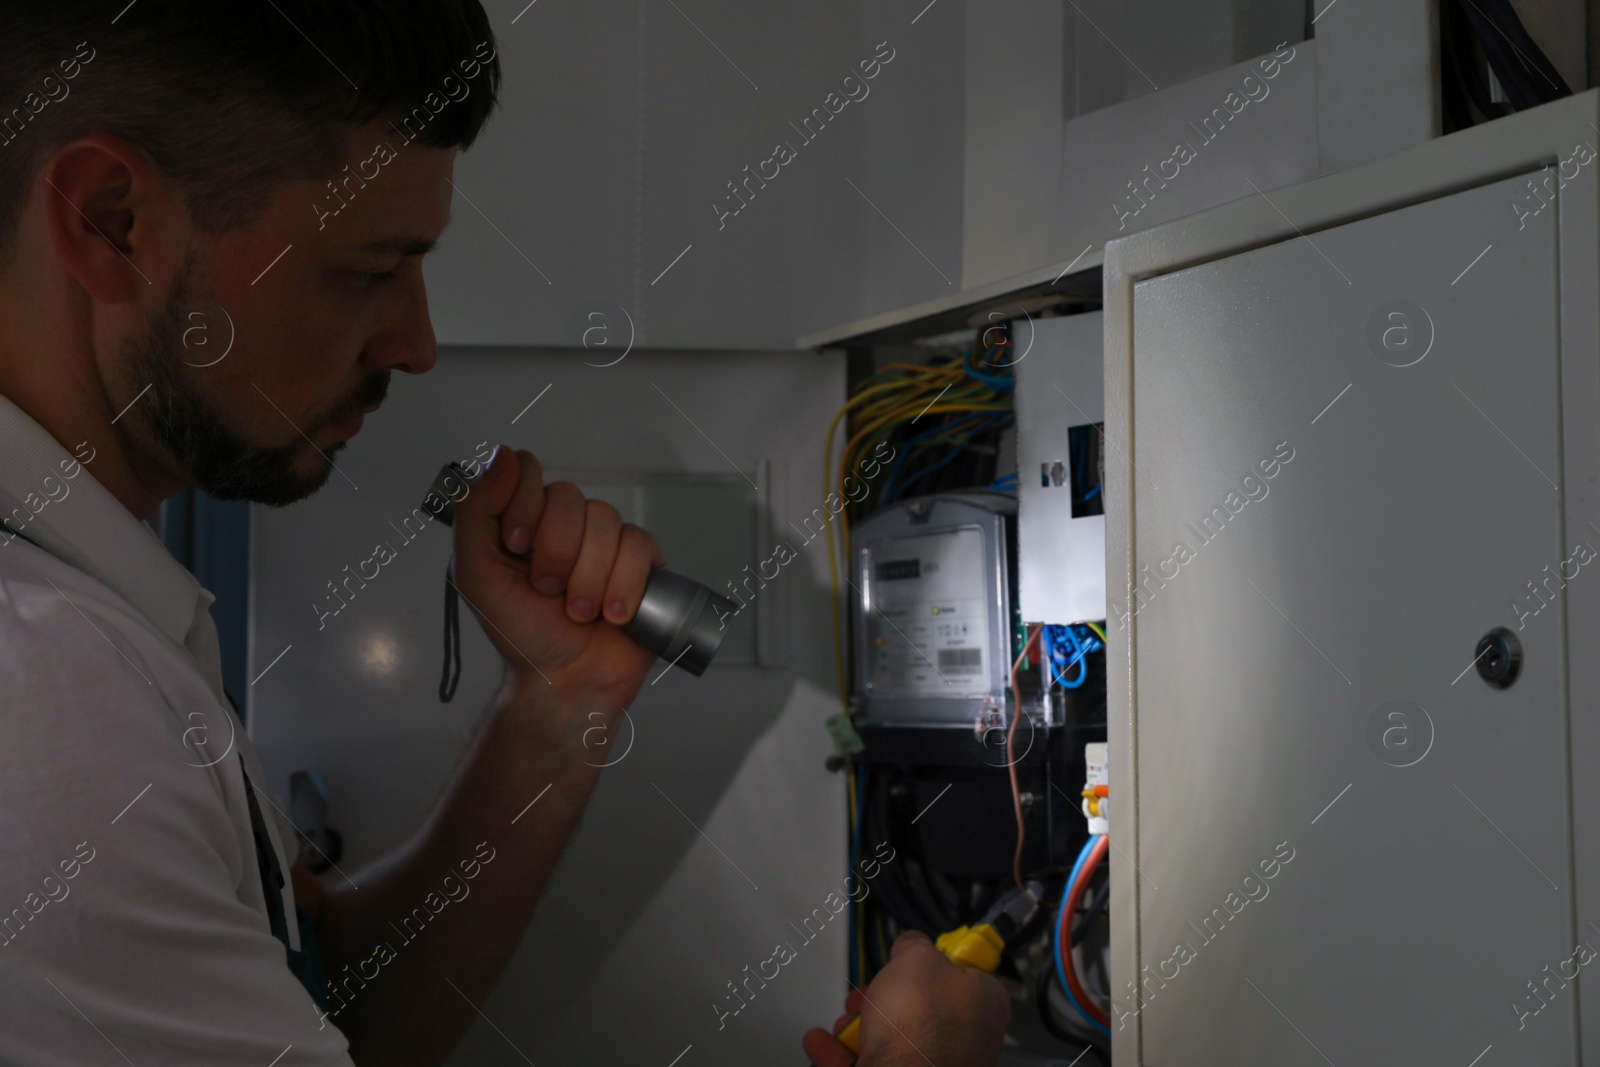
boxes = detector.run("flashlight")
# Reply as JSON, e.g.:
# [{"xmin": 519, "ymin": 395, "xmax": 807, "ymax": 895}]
[{"xmin": 422, "ymin": 462, "xmax": 736, "ymax": 677}]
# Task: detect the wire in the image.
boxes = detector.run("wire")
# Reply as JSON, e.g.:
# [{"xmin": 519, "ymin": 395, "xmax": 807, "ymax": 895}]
[
  {"xmin": 872, "ymin": 908, "xmax": 890, "ymax": 978},
  {"xmin": 1007, "ymin": 625, "xmax": 1040, "ymax": 890},
  {"xmin": 821, "ymin": 363, "xmax": 971, "ymax": 716},
  {"xmin": 1048, "ymin": 625, "xmax": 1089, "ymax": 689},
  {"xmin": 962, "ymin": 346, "xmax": 1015, "ymax": 391},
  {"xmin": 1056, "ymin": 835, "xmax": 1111, "ymax": 1032},
  {"xmin": 1475, "ymin": 0, "xmax": 1569, "ymax": 99},
  {"xmin": 1073, "ymin": 869, "xmax": 1110, "ymax": 947},
  {"xmin": 847, "ymin": 761, "xmax": 862, "ymax": 987},
  {"xmin": 821, "ymin": 333, "xmax": 1017, "ymax": 713},
  {"xmin": 1041, "ymin": 624, "xmax": 1103, "ymax": 691},
  {"xmin": 903, "ymin": 846, "xmax": 962, "ymax": 932},
  {"xmin": 1055, "ymin": 838, "xmax": 1093, "ymax": 998},
  {"xmin": 888, "ymin": 414, "xmax": 1007, "ymax": 503},
  {"xmin": 1035, "ymin": 966, "xmax": 1111, "ymax": 1059},
  {"xmin": 824, "ymin": 382, "xmax": 1007, "ymax": 720},
  {"xmin": 1445, "ymin": 0, "xmax": 1570, "ymax": 118},
  {"xmin": 864, "ymin": 770, "xmax": 948, "ymax": 933},
  {"xmin": 1084, "ymin": 620, "xmax": 1107, "ymax": 644},
  {"xmin": 879, "ymin": 412, "xmax": 989, "ymax": 503}
]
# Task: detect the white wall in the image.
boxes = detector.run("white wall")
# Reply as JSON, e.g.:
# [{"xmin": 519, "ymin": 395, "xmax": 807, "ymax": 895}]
[
  {"xmin": 423, "ymin": 0, "xmax": 1452, "ymax": 349},
  {"xmin": 425, "ymin": 0, "xmax": 873, "ymax": 350},
  {"xmin": 247, "ymin": 346, "xmax": 851, "ymax": 1065},
  {"xmin": 851, "ymin": 0, "xmax": 969, "ymax": 319}
]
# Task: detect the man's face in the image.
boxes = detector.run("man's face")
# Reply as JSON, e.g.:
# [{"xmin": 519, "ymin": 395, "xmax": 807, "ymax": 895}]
[{"xmin": 116, "ymin": 119, "xmax": 455, "ymax": 507}]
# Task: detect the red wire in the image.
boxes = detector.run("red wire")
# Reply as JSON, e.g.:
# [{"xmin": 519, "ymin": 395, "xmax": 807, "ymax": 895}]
[
  {"xmin": 1057, "ymin": 835, "xmax": 1111, "ymax": 1028},
  {"xmin": 1006, "ymin": 625, "xmax": 1040, "ymax": 891}
]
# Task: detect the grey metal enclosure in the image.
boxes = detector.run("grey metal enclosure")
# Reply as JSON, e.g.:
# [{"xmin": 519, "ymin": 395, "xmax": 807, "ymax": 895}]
[{"xmin": 1106, "ymin": 90, "xmax": 1600, "ymax": 1066}]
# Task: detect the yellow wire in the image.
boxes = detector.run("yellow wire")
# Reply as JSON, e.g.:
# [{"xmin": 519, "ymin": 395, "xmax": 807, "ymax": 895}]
[
  {"xmin": 822, "ymin": 373, "xmax": 956, "ymax": 711},
  {"xmin": 820, "ymin": 366, "xmax": 976, "ymax": 712},
  {"xmin": 1085, "ymin": 620, "xmax": 1107, "ymax": 643},
  {"xmin": 820, "ymin": 345, "xmax": 1013, "ymax": 981},
  {"xmin": 842, "ymin": 402, "xmax": 1010, "ymax": 495},
  {"xmin": 836, "ymin": 402, "xmax": 1008, "ymax": 577},
  {"xmin": 846, "ymin": 394, "xmax": 1004, "ymax": 472},
  {"xmin": 826, "ymin": 377, "xmax": 1010, "ymax": 712},
  {"xmin": 853, "ymin": 374, "xmax": 978, "ymax": 428}
]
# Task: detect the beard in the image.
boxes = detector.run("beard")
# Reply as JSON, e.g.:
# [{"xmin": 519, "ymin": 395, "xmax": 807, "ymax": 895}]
[{"xmin": 122, "ymin": 250, "xmax": 388, "ymax": 508}]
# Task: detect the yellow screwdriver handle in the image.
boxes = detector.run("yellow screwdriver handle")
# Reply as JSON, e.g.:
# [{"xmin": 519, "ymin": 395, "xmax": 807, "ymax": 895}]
[
  {"xmin": 836, "ymin": 1016, "xmax": 864, "ymax": 1056},
  {"xmin": 833, "ymin": 925, "xmax": 1004, "ymax": 1056}
]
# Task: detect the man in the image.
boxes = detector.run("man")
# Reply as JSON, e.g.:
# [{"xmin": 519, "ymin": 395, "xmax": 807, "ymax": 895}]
[{"xmin": 0, "ymin": 3, "xmax": 1008, "ymax": 1065}]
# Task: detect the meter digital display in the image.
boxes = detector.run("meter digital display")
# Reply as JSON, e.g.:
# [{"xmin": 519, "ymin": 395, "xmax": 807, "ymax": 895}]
[{"xmin": 874, "ymin": 558, "xmax": 921, "ymax": 582}]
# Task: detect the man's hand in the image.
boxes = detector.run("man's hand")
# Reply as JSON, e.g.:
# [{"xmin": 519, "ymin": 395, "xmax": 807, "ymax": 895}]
[
  {"xmin": 314, "ymin": 445, "xmax": 672, "ymax": 1065},
  {"xmin": 451, "ymin": 444, "xmax": 665, "ymax": 706},
  {"xmin": 802, "ymin": 931, "xmax": 1011, "ymax": 1067}
]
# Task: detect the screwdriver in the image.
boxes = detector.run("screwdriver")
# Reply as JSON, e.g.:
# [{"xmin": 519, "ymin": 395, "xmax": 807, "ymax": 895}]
[{"xmin": 832, "ymin": 881, "xmax": 1041, "ymax": 1056}]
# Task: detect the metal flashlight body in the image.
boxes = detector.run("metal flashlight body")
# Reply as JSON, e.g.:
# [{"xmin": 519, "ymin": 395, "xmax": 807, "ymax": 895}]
[{"xmin": 422, "ymin": 462, "xmax": 736, "ymax": 677}]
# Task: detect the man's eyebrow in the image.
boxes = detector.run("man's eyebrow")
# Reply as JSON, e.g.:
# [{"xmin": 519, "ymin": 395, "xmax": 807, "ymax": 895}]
[{"xmin": 361, "ymin": 236, "xmax": 440, "ymax": 257}]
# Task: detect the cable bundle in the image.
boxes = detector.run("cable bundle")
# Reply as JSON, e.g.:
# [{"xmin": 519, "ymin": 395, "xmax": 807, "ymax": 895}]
[
  {"xmin": 1440, "ymin": 0, "xmax": 1570, "ymax": 131},
  {"xmin": 1039, "ymin": 622, "xmax": 1106, "ymax": 690},
  {"xmin": 1055, "ymin": 834, "xmax": 1111, "ymax": 1036},
  {"xmin": 822, "ymin": 331, "xmax": 1018, "ymax": 716}
]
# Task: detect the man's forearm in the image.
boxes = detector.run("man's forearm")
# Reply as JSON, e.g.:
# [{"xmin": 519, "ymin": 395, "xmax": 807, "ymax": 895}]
[{"xmin": 314, "ymin": 675, "xmax": 610, "ymax": 1066}]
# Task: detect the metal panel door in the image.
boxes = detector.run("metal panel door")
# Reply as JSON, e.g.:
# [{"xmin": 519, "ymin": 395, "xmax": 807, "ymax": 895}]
[{"xmin": 1127, "ymin": 171, "xmax": 1572, "ymax": 1065}]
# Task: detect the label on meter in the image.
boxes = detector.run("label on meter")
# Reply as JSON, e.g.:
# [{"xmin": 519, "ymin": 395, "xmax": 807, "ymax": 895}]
[{"xmin": 863, "ymin": 527, "xmax": 993, "ymax": 698}]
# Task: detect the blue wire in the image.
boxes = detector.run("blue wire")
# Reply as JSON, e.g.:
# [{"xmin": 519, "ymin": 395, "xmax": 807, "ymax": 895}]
[
  {"xmin": 1055, "ymin": 834, "xmax": 1112, "ymax": 1037},
  {"xmin": 879, "ymin": 413, "xmax": 987, "ymax": 504},
  {"xmin": 989, "ymin": 472, "xmax": 1018, "ymax": 490},
  {"xmin": 1055, "ymin": 837, "xmax": 1091, "ymax": 995},
  {"xmin": 1062, "ymin": 626, "xmax": 1090, "ymax": 689},
  {"xmin": 893, "ymin": 414, "xmax": 1006, "ymax": 501},
  {"xmin": 1078, "ymin": 485, "xmax": 1101, "ymax": 503},
  {"xmin": 849, "ymin": 764, "xmax": 866, "ymax": 986},
  {"xmin": 962, "ymin": 347, "xmax": 1014, "ymax": 391},
  {"xmin": 1045, "ymin": 624, "xmax": 1090, "ymax": 689}
]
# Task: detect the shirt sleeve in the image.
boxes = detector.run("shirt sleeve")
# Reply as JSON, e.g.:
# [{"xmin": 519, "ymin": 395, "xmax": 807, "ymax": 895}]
[{"xmin": 0, "ymin": 592, "xmax": 355, "ymax": 1067}]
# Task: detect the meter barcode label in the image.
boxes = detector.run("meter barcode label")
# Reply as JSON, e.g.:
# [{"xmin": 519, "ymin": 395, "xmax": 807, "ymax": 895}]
[{"xmin": 938, "ymin": 648, "xmax": 983, "ymax": 672}]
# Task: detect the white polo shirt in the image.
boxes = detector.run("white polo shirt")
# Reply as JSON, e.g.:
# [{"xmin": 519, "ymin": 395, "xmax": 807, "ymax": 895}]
[{"xmin": 0, "ymin": 393, "xmax": 354, "ymax": 1066}]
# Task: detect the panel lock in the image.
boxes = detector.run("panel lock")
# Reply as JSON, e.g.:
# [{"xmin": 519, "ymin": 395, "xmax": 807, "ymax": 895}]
[{"xmin": 1475, "ymin": 627, "xmax": 1522, "ymax": 689}]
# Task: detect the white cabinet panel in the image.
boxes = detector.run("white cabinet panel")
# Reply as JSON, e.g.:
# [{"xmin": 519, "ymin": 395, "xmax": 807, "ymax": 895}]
[
  {"xmin": 1106, "ymin": 93, "xmax": 1600, "ymax": 1067},
  {"xmin": 1129, "ymin": 170, "xmax": 1570, "ymax": 1066}
]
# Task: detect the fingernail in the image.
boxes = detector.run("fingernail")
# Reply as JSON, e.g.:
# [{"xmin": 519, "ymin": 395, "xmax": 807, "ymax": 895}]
[
  {"xmin": 571, "ymin": 598, "xmax": 595, "ymax": 621},
  {"xmin": 606, "ymin": 599, "xmax": 626, "ymax": 621},
  {"xmin": 535, "ymin": 575, "xmax": 562, "ymax": 596},
  {"xmin": 489, "ymin": 443, "xmax": 509, "ymax": 472},
  {"xmin": 505, "ymin": 525, "xmax": 530, "ymax": 553}
]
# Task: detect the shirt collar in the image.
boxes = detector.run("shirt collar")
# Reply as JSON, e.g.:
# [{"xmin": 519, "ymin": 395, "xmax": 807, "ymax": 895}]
[{"xmin": 0, "ymin": 391, "xmax": 213, "ymax": 649}]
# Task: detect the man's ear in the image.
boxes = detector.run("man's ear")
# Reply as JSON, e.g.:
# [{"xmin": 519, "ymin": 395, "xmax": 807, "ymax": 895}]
[{"xmin": 42, "ymin": 134, "xmax": 173, "ymax": 304}]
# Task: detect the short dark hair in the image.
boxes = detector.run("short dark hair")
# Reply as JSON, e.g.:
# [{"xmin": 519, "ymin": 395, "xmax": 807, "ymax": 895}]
[{"xmin": 0, "ymin": 1, "xmax": 502, "ymax": 271}]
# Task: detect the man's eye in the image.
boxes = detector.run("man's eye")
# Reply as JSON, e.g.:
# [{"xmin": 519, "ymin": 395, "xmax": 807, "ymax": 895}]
[{"xmin": 352, "ymin": 269, "xmax": 397, "ymax": 289}]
